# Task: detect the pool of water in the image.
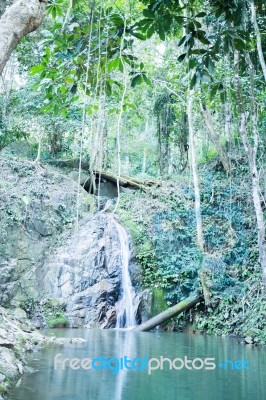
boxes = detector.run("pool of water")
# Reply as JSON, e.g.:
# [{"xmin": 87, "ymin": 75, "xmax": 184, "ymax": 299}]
[{"xmin": 9, "ymin": 329, "xmax": 266, "ymax": 400}]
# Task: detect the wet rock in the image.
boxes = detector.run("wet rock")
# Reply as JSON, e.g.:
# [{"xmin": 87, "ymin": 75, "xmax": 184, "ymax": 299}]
[
  {"xmin": 12, "ymin": 308, "xmax": 28, "ymax": 321},
  {"xmin": 0, "ymin": 339, "xmax": 14, "ymax": 349},
  {"xmin": 244, "ymin": 336, "xmax": 254, "ymax": 344},
  {"xmin": 135, "ymin": 289, "xmax": 153, "ymax": 323},
  {"xmin": 100, "ymin": 309, "xmax": 117, "ymax": 329},
  {"xmin": 69, "ymin": 338, "xmax": 87, "ymax": 344},
  {"xmin": 43, "ymin": 213, "xmax": 138, "ymax": 328}
]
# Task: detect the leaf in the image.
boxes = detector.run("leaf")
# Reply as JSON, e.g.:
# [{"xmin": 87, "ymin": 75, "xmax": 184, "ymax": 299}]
[
  {"xmin": 52, "ymin": 7, "xmax": 57, "ymax": 19},
  {"xmin": 119, "ymin": 59, "xmax": 124, "ymax": 73},
  {"xmin": 195, "ymin": 12, "xmax": 207, "ymax": 18},
  {"xmin": 143, "ymin": 74, "xmax": 152, "ymax": 86},
  {"xmin": 56, "ymin": 6, "xmax": 63, "ymax": 17},
  {"xmin": 158, "ymin": 25, "xmax": 166, "ymax": 41},
  {"xmin": 65, "ymin": 77, "xmax": 74, "ymax": 85},
  {"xmin": 233, "ymin": 39, "xmax": 245, "ymax": 51},
  {"xmin": 187, "ymin": 22, "xmax": 195, "ymax": 33},
  {"xmin": 54, "ymin": 104, "xmax": 59, "ymax": 115},
  {"xmin": 188, "ymin": 57, "xmax": 197, "ymax": 70},
  {"xmin": 106, "ymin": 81, "xmax": 112, "ymax": 96},
  {"xmin": 111, "ymin": 14, "xmax": 124, "ymax": 26},
  {"xmin": 124, "ymin": 102, "xmax": 137, "ymax": 110},
  {"xmin": 146, "ymin": 25, "xmax": 155, "ymax": 39},
  {"xmin": 220, "ymin": 90, "xmax": 226, "ymax": 104},
  {"xmin": 191, "ymin": 49, "xmax": 207, "ymax": 55},
  {"xmin": 131, "ymin": 31, "xmax": 146, "ymax": 40},
  {"xmin": 131, "ymin": 74, "xmax": 143, "ymax": 88},
  {"xmin": 178, "ymin": 34, "xmax": 190, "ymax": 47},
  {"xmin": 108, "ymin": 58, "xmax": 120, "ymax": 72},
  {"xmin": 30, "ymin": 64, "xmax": 45, "ymax": 75},
  {"xmin": 143, "ymin": 9, "xmax": 154, "ymax": 18},
  {"xmin": 60, "ymin": 85, "xmax": 67, "ymax": 94},
  {"xmin": 137, "ymin": 18, "xmax": 153, "ymax": 28},
  {"xmin": 190, "ymin": 73, "xmax": 197, "ymax": 89},
  {"xmin": 70, "ymin": 84, "xmax": 77, "ymax": 94},
  {"xmin": 196, "ymin": 30, "xmax": 210, "ymax": 45},
  {"xmin": 178, "ymin": 53, "xmax": 187, "ymax": 62},
  {"xmin": 174, "ymin": 16, "xmax": 184, "ymax": 24}
]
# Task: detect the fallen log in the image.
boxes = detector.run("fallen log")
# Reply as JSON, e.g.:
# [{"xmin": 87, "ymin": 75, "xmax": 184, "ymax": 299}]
[
  {"xmin": 44, "ymin": 159, "xmax": 160, "ymax": 191},
  {"xmin": 93, "ymin": 170, "xmax": 160, "ymax": 191},
  {"xmin": 133, "ymin": 293, "xmax": 203, "ymax": 332}
]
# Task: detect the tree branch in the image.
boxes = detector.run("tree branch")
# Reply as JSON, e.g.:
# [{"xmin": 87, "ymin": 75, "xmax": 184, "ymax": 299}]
[{"xmin": 0, "ymin": 0, "xmax": 47, "ymax": 75}]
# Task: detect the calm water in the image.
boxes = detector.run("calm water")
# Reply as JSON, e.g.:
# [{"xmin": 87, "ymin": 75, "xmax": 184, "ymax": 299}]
[{"xmin": 9, "ymin": 329, "xmax": 266, "ymax": 400}]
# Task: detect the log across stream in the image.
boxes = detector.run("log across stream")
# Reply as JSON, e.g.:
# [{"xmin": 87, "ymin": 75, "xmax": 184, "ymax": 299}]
[{"xmin": 133, "ymin": 294, "xmax": 203, "ymax": 332}]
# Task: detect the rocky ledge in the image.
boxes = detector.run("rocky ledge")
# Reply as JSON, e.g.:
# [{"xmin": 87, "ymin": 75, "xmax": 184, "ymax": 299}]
[{"xmin": 0, "ymin": 307, "xmax": 47, "ymax": 399}]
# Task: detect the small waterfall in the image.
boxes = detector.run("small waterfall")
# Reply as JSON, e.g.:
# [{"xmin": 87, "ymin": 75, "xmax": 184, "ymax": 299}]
[{"xmin": 113, "ymin": 220, "xmax": 136, "ymax": 328}]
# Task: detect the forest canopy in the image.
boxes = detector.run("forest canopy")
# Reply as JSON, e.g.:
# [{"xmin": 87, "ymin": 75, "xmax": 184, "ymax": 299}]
[{"xmin": 0, "ymin": 0, "xmax": 266, "ymax": 295}]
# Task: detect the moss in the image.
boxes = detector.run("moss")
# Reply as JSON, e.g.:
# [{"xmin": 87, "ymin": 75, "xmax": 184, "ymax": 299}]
[
  {"xmin": 0, "ymin": 384, "xmax": 7, "ymax": 394},
  {"xmin": 151, "ymin": 287, "xmax": 167, "ymax": 316},
  {"xmin": 47, "ymin": 313, "xmax": 69, "ymax": 328}
]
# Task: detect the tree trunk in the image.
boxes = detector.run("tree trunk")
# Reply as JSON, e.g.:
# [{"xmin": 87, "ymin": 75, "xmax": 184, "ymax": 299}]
[
  {"xmin": 200, "ymin": 103, "xmax": 230, "ymax": 172},
  {"xmin": 187, "ymin": 94, "xmax": 204, "ymax": 250},
  {"xmin": 234, "ymin": 51, "xmax": 266, "ymax": 283},
  {"xmin": 250, "ymin": 0, "xmax": 266, "ymax": 82},
  {"xmin": 0, "ymin": 0, "xmax": 47, "ymax": 75},
  {"xmin": 224, "ymin": 101, "xmax": 231, "ymax": 145},
  {"xmin": 187, "ymin": 93, "xmax": 211, "ymax": 304},
  {"xmin": 133, "ymin": 294, "xmax": 203, "ymax": 332}
]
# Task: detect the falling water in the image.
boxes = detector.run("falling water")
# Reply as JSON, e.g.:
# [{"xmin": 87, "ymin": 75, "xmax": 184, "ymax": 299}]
[{"xmin": 113, "ymin": 220, "xmax": 136, "ymax": 328}]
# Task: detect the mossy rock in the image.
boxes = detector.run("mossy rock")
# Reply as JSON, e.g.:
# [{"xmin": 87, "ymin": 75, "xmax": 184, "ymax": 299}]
[
  {"xmin": 47, "ymin": 314, "xmax": 69, "ymax": 328},
  {"xmin": 0, "ymin": 384, "xmax": 7, "ymax": 394},
  {"xmin": 151, "ymin": 287, "xmax": 167, "ymax": 317}
]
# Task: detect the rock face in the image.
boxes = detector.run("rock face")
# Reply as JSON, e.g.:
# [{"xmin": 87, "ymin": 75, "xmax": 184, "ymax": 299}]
[
  {"xmin": 0, "ymin": 156, "xmax": 150, "ymax": 331},
  {"xmin": 0, "ymin": 157, "xmax": 93, "ymax": 307},
  {"xmin": 43, "ymin": 212, "xmax": 142, "ymax": 328},
  {"xmin": 0, "ymin": 306, "xmax": 46, "ymax": 398}
]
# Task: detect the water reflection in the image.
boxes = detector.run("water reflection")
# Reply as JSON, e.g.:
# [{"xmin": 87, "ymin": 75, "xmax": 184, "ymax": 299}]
[{"xmin": 9, "ymin": 329, "xmax": 266, "ymax": 400}]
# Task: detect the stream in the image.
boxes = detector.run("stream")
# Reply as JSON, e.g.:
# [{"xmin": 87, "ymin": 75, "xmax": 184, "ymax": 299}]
[{"xmin": 9, "ymin": 329, "xmax": 266, "ymax": 400}]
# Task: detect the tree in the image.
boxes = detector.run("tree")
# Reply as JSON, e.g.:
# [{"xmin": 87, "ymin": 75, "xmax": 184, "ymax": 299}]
[
  {"xmin": 234, "ymin": 50, "xmax": 266, "ymax": 283},
  {"xmin": 0, "ymin": 0, "xmax": 48, "ymax": 75},
  {"xmin": 250, "ymin": 0, "xmax": 266, "ymax": 82}
]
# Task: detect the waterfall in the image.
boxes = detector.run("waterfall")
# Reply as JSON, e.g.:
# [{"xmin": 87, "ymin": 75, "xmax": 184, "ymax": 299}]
[{"xmin": 113, "ymin": 220, "xmax": 136, "ymax": 328}]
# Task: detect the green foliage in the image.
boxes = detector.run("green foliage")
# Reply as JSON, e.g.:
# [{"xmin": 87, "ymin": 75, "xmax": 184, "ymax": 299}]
[
  {"xmin": 135, "ymin": 0, "xmax": 251, "ymax": 89},
  {"xmin": 117, "ymin": 165, "xmax": 265, "ymax": 342},
  {"xmin": 47, "ymin": 313, "xmax": 69, "ymax": 328},
  {"xmin": 200, "ymin": 147, "xmax": 218, "ymax": 163},
  {"xmin": 151, "ymin": 287, "xmax": 167, "ymax": 316},
  {"xmin": 28, "ymin": 0, "xmax": 151, "ymax": 116},
  {"xmin": 43, "ymin": 298, "xmax": 69, "ymax": 328},
  {"xmin": 118, "ymin": 207, "xmax": 158, "ymax": 286}
]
